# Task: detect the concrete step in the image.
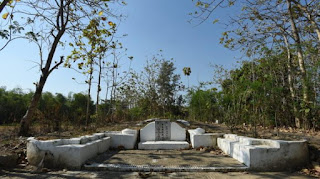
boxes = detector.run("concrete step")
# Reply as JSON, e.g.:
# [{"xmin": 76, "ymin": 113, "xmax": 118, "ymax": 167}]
[
  {"xmin": 84, "ymin": 163, "xmax": 249, "ymax": 172},
  {"xmin": 138, "ymin": 141, "xmax": 190, "ymax": 150}
]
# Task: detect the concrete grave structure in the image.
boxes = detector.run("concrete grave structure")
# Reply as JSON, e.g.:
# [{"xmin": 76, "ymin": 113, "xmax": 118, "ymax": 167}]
[
  {"xmin": 104, "ymin": 128, "xmax": 138, "ymax": 149},
  {"xmin": 188, "ymin": 128, "xmax": 224, "ymax": 148},
  {"xmin": 26, "ymin": 119, "xmax": 310, "ymax": 172},
  {"xmin": 217, "ymin": 134, "xmax": 309, "ymax": 171},
  {"xmin": 27, "ymin": 133, "xmax": 111, "ymax": 169},
  {"xmin": 138, "ymin": 120, "xmax": 189, "ymax": 150}
]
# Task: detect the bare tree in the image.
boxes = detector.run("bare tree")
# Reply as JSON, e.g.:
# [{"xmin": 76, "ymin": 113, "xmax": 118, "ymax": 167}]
[{"xmin": 16, "ymin": 0, "xmax": 122, "ymax": 136}]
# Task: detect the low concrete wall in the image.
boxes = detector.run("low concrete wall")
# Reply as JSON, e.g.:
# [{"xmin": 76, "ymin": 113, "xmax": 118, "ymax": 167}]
[
  {"xmin": 217, "ymin": 134, "xmax": 309, "ymax": 171},
  {"xmin": 27, "ymin": 133, "xmax": 111, "ymax": 170},
  {"xmin": 104, "ymin": 129, "xmax": 138, "ymax": 149},
  {"xmin": 188, "ymin": 128, "xmax": 224, "ymax": 148}
]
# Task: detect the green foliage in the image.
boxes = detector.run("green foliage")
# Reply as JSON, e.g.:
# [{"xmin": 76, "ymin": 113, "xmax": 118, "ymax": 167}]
[
  {"xmin": 68, "ymin": 93, "xmax": 95, "ymax": 124},
  {"xmin": 0, "ymin": 87, "xmax": 98, "ymax": 128},
  {"xmin": 116, "ymin": 52, "xmax": 183, "ymax": 120},
  {"xmin": 208, "ymin": 49, "xmax": 319, "ymax": 130},
  {"xmin": 183, "ymin": 67, "xmax": 191, "ymax": 76},
  {"xmin": 0, "ymin": 87, "xmax": 32, "ymax": 124},
  {"xmin": 128, "ymin": 107, "xmax": 144, "ymax": 121},
  {"xmin": 188, "ymin": 88, "xmax": 221, "ymax": 121},
  {"xmin": 157, "ymin": 60, "xmax": 181, "ymax": 112},
  {"xmin": 190, "ymin": 0, "xmax": 320, "ymax": 130}
]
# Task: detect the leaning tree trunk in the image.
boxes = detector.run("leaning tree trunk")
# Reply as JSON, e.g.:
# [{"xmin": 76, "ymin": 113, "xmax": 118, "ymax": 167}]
[
  {"xmin": 19, "ymin": 29, "xmax": 65, "ymax": 136},
  {"xmin": 18, "ymin": 0, "xmax": 70, "ymax": 136},
  {"xmin": 287, "ymin": 0, "xmax": 311, "ymax": 129},
  {"xmin": 19, "ymin": 75, "xmax": 47, "ymax": 136}
]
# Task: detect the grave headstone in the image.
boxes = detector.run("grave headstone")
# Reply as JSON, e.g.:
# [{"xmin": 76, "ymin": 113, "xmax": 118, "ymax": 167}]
[
  {"xmin": 139, "ymin": 120, "xmax": 189, "ymax": 150},
  {"xmin": 140, "ymin": 120, "xmax": 186, "ymax": 142},
  {"xmin": 155, "ymin": 120, "xmax": 171, "ymax": 141}
]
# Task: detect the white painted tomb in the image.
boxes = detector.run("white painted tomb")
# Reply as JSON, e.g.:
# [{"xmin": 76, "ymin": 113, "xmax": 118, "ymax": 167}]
[
  {"xmin": 26, "ymin": 120, "xmax": 310, "ymax": 171},
  {"xmin": 104, "ymin": 128, "xmax": 138, "ymax": 149},
  {"xmin": 188, "ymin": 128, "xmax": 224, "ymax": 148},
  {"xmin": 138, "ymin": 120, "xmax": 189, "ymax": 150},
  {"xmin": 217, "ymin": 134, "xmax": 309, "ymax": 171},
  {"xmin": 27, "ymin": 133, "xmax": 110, "ymax": 169}
]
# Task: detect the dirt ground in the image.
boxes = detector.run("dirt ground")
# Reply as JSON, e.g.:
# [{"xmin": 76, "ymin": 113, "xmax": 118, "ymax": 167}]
[
  {"xmin": 0, "ymin": 168, "xmax": 315, "ymax": 179},
  {"xmin": 0, "ymin": 120, "xmax": 320, "ymax": 178},
  {"xmin": 86, "ymin": 149, "xmax": 245, "ymax": 167}
]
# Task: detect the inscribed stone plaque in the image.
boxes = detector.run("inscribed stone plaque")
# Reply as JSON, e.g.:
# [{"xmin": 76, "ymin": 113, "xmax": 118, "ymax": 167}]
[{"xmin": 155, "ymin": 120, "xmax": 171, "ymax": 141}]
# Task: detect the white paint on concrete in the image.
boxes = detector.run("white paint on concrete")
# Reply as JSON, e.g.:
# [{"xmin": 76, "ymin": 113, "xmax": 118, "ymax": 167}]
[
  {"xmin": 138, "ymin": 141, "xmax": 189, "ymax": 150},
  {"xmin": 217, "ymin": 134, "xmax": 309, "ymax": 171},
  {"xmin": 194, "ymin": 128, "xmax": 205, "ymax": 134},
  {"xmin": 140, "ymin": 122, "xmax": 156, "ymax": 142},
  {"xmin": 122, "ymin": 128, "xmax": 137, "ymax": 135},
  {"xmin": 62, "ymin": 138, "xmax": 81, "ymax": 145},
  {"xmin": 138, "ymin": 121, "xmax": 187, "ymax": 149},
  {"xmin": 27, "ymin": 135, "xmax": 111, "ymax": 169},
  {"xmin": 105, "ymin": 129, "xmax": 138, "ymax": 149},
  {"xmin": 188, "ymin": 128, "xmax": 224, "ymax": 148},
  {"xmin": 170, "ymin": 122, "xmax": 186, "ymax": 141},
  {"xmin": 140, "ymin": 121, "xmax": 186, "ymax": 142}
]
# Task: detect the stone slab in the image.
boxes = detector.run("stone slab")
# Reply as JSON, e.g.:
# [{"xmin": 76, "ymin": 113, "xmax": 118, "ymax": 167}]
[
  {"xmin": 155, "ymin": 120, "xmax": 171, "ymax": 141},
  {"xmin": 138, "ymin": 141, "xmax": 189, "ymax": 150}
]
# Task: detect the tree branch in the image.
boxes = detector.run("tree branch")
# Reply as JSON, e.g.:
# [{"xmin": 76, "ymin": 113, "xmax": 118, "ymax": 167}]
[
  {"xmin": 48, "ymin": 56, "xmax": 64, "ymax": 75},
  {"xmin": 0, "ymin": 0, "xmax": 9, "ymax": 14}
]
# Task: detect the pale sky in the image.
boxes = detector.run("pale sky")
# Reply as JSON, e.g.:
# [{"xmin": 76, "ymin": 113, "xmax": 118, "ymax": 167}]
[{"xmin": 0, "ymin": 0, "xmax": 242, "ymax": 99}]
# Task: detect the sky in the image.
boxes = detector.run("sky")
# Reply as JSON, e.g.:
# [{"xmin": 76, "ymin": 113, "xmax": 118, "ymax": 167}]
[{"xmin": 0, "ymin": 0, "xmax": 242, "ymax": 99}]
